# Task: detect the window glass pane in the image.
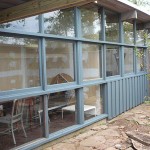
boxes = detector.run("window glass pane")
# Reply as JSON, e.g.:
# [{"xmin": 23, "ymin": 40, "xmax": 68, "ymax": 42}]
[
  {"xmin": 137, "ymin": 48, "xmax": 145, "ymax": 72},
  {"xmin": 0, "ymin": 36, "xmax": 40, "ymax": 91},
  {"xmin": 124, "ymin": 47, "xmax": 134, "ymax": 74},
  {"xmin": 48, "ymin": 90, "xmax": 76, "ymax": 133},
  {"xmin": 106, "ymin": 45, "xmax": 120, "ymax": 76},
  {"xmin": 0, "ymin": 16, "xmax": 39, "ymax": 33},
  {"xmin": 82, "ymin": 43, "xmax": 101, "ymax": 80},
  {"xmin": 123, "ymin": 22, "xmax": 134, "ymax": 44},
  {"xmin": 81, "ymin": 4, "xmax": 101, "ymax": 40},
  {"xmin": 136, "ymin": 29, "xmax": 146, "ymax": 46},
  {"xmin": 46, "ymin": 40, "xmax": 74, "ymax": 85},
  {"xmin": 44, "ymin": 9, "xmax": 75, "ymax": 37},
  {"xmin": 105, "ymin": 10, "xmax": 119, "ymax": 42},
  {"xmin": 83, "ymin": 85, "xmax": 103, "ymax": 120},
  {"xmin": 0, "ymin": 96, "xmax": 43, "ymax": 149}
]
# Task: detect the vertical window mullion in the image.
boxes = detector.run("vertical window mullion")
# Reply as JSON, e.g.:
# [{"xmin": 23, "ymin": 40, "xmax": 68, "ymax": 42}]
[
  {"xmin": 133, "ymin": 20, "xmax": 137, "ymax": 74},
  {"xmin": 39, "ymin": 14, "xmax": 49, "ymax": 136},
  {"xmin": 101, "ymin": 7, "xmax": 106, "ymax": 80},
  {"xmin": 119, "ymin": 14, "xmax": 124, "ymax": 77},
  {"xmin": 74, "ymin": 7, "xmax": 84, "ymax": 124}
]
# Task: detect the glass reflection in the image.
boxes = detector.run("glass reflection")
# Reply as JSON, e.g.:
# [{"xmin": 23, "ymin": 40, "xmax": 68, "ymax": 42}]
[
  {"xmin": 48, "ymin": 90, "xmax": 76, "ymax": 133},
  {"xmin": 46, "ymin": 40, "xmax": 74, "ymax": 85},
  {"xmin": 136, "ymin": 29, "xmax": 146, "ymax": 46},
  {"xmin": 82, "ymin": 43, "xmax": 101, "ymax": 80},
  {"xmin": 0, "ymin": 36, "xmax": 40, "ymax": 91},
  {"xmin": 105, "ymin": 10, "xmax": 119, "ymax": 42},
  {"xmin": 137, "ymin": 48, "xmax": 145, "ymax": 72},
  {"xmin": 84, "ymin": 85, "xmax": 103, "ymax": 120},
  {"xmin": 44, "ymin": 9, "xmax": 75, "ymax": 37},
  {"xmin": 0, "ymin": 16, "xmax": 39, "ymax": 33},
  {"xmin": 81, "ymin": 4, "xmax": 101, "ymax": 40},
  {"xmin": 124, "ymin": 47, "xmax": 134, "ymax": 74},
  {"xmin": 0, "ymin": 96, "xmax": 43, "ymax": 149},
  {"xmin": 106, "ymin": 45, "xmax": 120, "ymax": 76},
  {"xmin": 123, "ymin": 22, "xmax": 134, "ymax": 44}
]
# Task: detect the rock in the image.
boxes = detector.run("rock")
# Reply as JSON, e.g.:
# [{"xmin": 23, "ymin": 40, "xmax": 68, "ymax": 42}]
[
  {"xmin": 105, "ymin": 147, "xmax": 117, "ymax": 150},
  {"xmin": 51, "ymin": 143, "xmax": 76, "ymax": 150},
  {"xmin": 75, "ymin": 130, "xmax": 97, "ymax": 140},
  {"xmin": 139, "ymin": 115, "xmax": 146, "ymax": 119},
  {"xmin": 115, "ymin": 144, "xmax": 122, "ymax": 149},
  {"xmin": 131, "ymin": 140, "xmax": 144, "ymax": 150},
  {"xmin": 80, "ymin": 135, "xmax": 106, "ymax": 148},
  {"xmin": 126, "ymin": 147, "xmax": 134, "ymax": 150},
  {"xmin": 97, "ymin": 129, "xmax": 120, "ymax": 137},
  {"xmin": 100, "ymin": 125, "xmax": 108, "ymax": 130},
  {"xmin": 118, "ymin": 126, "xmax": 125, "ymax": 129},
  {"xmin": 126, "ymin": 131, "xmax": 150, "ymax": 146},
  {"xmin": 91, "ymin": 126, "xmax": 102, "ymax": 131}
]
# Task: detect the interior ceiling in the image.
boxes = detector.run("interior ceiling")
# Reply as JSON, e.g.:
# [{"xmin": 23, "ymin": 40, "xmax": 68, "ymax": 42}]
[{"xmin": 0, "ymin": 0, "xmax": 31, "ymax": 11}]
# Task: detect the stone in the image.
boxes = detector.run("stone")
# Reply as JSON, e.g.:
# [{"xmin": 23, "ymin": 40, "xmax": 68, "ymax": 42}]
[
  {"xmin": 118, "ymin": 126, "xmax": 125, "ymax": 129},
  {"xmin": 139, "ymin": 115, "xmax": 147, "ymax": 119},
  {"xmin": 51, "ymin": 143, "xmax": 76, "ymax": 150},
  {"xmin": 105, "ymin": 147, "xmax": 117, "ymax": 150},
  {"xmin": 115, "ymin": 144, "xmax": 122, "ymax": 149},
  {"xmin": 126, "ymin": 131, "xmax": 150, "ymax": 146},
  {"xmin": 100, "ymin": 125, "xmax": 108, "ymax": 130},
  {"xmin": 126, "ymin": 147, "xmax": 134, "ymax": 150},
  {"xmin": 131, "ymin": 139, "xmax": 149, "ymax": 150},
  {"xmin": 44, "ymin": 148, "xmax": 53, "ymax": 150},
  {"xmin": 97, "ymin": 129, "xmax": 120, "ymax": 137},
  {"xmin": 91, "ymin": 126, "xmax": 102, "ymax": 131},
  {"xmin": 80, "ymin": 135, "xmax": 106, "ymax": 148},
  {"xmin": 75, "ymin": 130, "xmax": 97, "ymax": 140}
]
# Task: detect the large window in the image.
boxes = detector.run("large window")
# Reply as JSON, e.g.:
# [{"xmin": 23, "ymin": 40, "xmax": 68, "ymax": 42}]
[
  {"xmin": 123, "ymin": 22, "xmax": 134, "ymax": 44},
  {"xmin": 48, "ymin": 90, "xmax": 76, "ymax": 133},
  {"xmin": 46, "ymin": 40, "xmax": 74, "ymax": 85},
  {"xmin": 0, "ymin": 96, "xmax": 43, "ymax": 149},
  {"xmin": 83, "ymin": 85, "xmax": 103, "ymax": 120},
  {"xmin": 136, "ymin": 29, "xmax": 146, "ymax": 46},
  {"xmin": 105, "ymin": 10, "xmax": 119, "ymax": 42},
  {"xmin": 0, "ymin": 36, "xmax": 40, "ymax": 91},
  {"xmin": 81, "ymin": 4, "xmax": 101, "ymax": 40},
  {"xmin": 106, "ymin": 45, "xmax": 120, "ymax": 76},
  {"xmin": 0, "ymin": 16, "xmax": 39, "ymax": 33},
  {"xmin": 137, "ymin": 48, "xmax": 145, "ymax": 72},
  {"xmin": 82, "ymin": 43, "xmax": 102, "ymax": 80},
  {"xmin": 124, "ymin": 47, "xmax": 134, "ymax": 74},
  {"xmin": 44, "ymin": 9, "xmax": 75, "ymax": 37}
]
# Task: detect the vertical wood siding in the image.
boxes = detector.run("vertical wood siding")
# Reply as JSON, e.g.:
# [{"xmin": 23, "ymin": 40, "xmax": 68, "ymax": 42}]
[{"xmin": 107, "ymin": 75, "xmax": 148, "ymax": 119}]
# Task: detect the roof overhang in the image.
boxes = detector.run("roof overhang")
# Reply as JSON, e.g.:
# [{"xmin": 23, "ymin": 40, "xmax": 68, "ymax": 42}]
[{"xmin": 0, "ymin": 0, "xmax": 150, "ymax": 27}]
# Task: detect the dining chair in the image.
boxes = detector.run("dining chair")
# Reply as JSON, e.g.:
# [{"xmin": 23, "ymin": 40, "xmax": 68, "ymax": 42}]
[{"xmin": 0, "ymin": 99, "xmax": 27, "ymax": 144}]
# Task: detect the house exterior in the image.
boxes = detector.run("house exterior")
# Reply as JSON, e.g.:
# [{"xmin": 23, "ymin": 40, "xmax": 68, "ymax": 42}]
[{"xmin": 0, "ymin": 0, "xmax": 150, "ymax": 149}]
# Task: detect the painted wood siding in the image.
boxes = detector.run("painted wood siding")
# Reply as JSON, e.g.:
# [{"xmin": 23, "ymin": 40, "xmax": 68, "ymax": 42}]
[{"xmin": 107, "ymin": 75, "xmax": 148, "ymax": 119}]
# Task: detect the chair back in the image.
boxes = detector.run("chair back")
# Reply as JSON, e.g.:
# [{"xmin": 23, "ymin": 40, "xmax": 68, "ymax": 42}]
[
  {"xmin": 11, "ymin": 99, "xmax": 25, "ymax": 122},
  {"xmin": 65, "ymin": 90, "xmax": 76, "ymax": 106}
]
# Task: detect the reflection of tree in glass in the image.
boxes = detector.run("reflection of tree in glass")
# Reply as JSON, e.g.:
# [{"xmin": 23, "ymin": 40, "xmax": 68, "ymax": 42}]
[
  {"xmin": 123, "ymin": 22, "xmax": 134, "ymax": 44},
  {"xmin": 81, "ymin": 6, "xmax": 101, "ymax": 40},
  {"xmin": 105, "ymin": 13, "xmax": 119, "ymax": 42},
  {"xmin": 44, "ymin": 9, "xmax": 74, "ymax": 37},
  {"xmin": 0, "ymin": 16, "xmax": 39, "ymax": 33}
]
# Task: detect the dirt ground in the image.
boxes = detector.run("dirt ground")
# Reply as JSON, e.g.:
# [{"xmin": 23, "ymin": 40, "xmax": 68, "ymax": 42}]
[{"xmin": 44, "ymin": 102, "xmax": 150, "ymax": 150}]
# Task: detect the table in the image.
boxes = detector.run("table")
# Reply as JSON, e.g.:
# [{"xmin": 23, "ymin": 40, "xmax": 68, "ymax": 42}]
[{"xmin": 61, "ymin": 105, "xmax": 96, "ymax": 119}]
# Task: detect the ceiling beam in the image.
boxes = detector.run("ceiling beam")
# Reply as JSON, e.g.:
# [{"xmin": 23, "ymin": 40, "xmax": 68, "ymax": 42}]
[
  {"xmin": 145, "ymin": 22, "xmax": 150, "ymax": 29},
  {"xmin": 121, "ymin": 10, "xmax": 137, "ymax": 21},
  {"xmin": 0, "ymin": 0, "xmax": 93, "ymax": 23},
  {"xmin": 137, "ymin": 22, "xmax": 150, "ymax": 30}
]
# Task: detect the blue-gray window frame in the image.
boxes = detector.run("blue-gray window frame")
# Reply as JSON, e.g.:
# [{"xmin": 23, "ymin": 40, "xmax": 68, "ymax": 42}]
[{"xmin": 0, "ymin": 6, "xmax": 148, "ymax": 149}]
